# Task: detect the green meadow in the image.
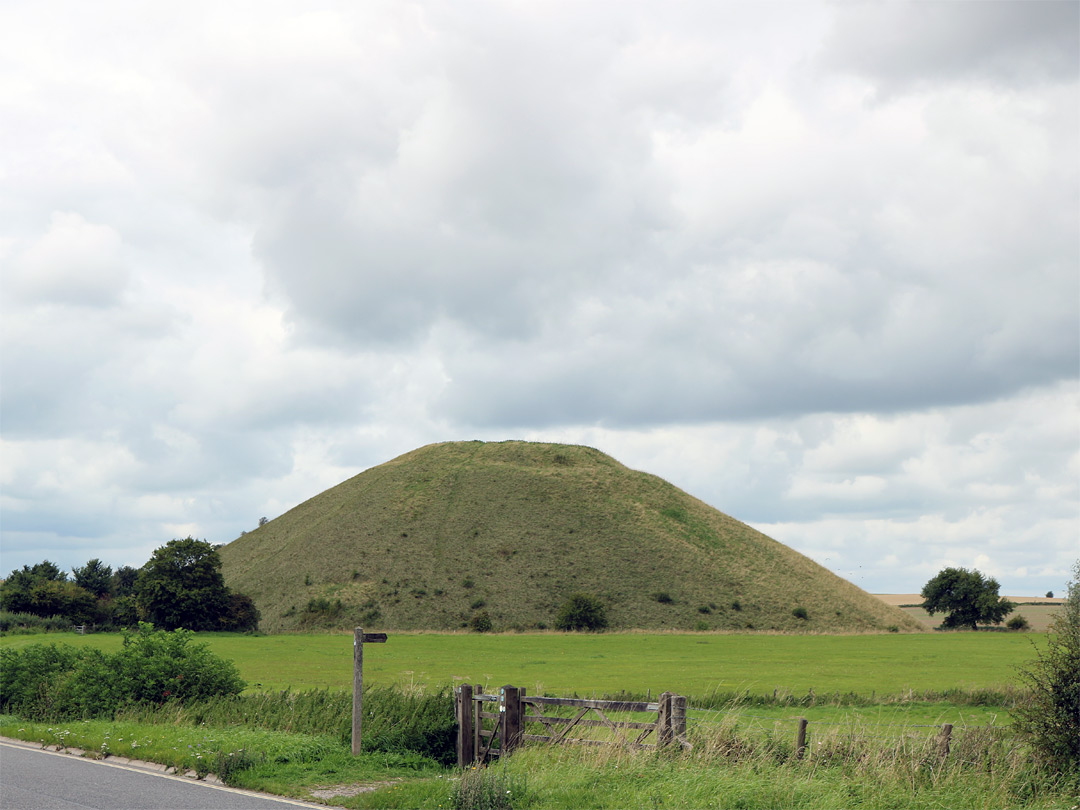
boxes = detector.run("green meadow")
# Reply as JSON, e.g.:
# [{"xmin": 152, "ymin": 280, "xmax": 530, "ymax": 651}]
[
  {"xmin": 0, "ymin": 630, "xmax": 1041, "ymax": 696},
  {"xmin": 4, "ymin": 630, "xmax": 1072, "ymax": 808}
]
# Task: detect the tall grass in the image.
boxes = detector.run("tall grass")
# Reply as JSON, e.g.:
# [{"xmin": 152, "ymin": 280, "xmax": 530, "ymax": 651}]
[
  {"xmin": 116, "ymin": 685, "xmax": 457, "ymax": 765},
  {"xmin": 600, "ymin": 684, "xmax": 1026, "ymax": 710},
  {"xmin": 481, "ymin": 720, "xmax": 1074, "ymax": 810}
]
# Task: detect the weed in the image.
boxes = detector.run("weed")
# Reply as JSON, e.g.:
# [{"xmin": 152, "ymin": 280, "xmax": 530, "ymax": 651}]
[{"xmin": 451, "ymin": 766, "xmax": 526, "ymax": 810}]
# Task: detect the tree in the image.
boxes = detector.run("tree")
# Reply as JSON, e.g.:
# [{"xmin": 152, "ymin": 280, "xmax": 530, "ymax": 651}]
[
  {"xmin": 555, "ymin": 593, "xmax": 608, "ymax": 632},
  {"xmin": 920, "ymin": 567, "xmax": 1015, "ymax": 630},
  {"xmin": 1012, "ymin": 560, "xmax": 1080, "ymax": 774},
  {"xmin": 72, "ymin": 559, "xmax": 113, "ymax": 598},
  {"xmin": 135, "ymin": 538, "xmax": 232, "ymax": 631},
  {"xmin": 111, "ymin": 566, "xmax": 140, "ymax": 597},
  {"xmin": 0, "ymin": 562, "xmax": 93, "ymax": 620},
  {"xmin": 29, "ymin": 561, "xmax": 66, "ymax": 582}
]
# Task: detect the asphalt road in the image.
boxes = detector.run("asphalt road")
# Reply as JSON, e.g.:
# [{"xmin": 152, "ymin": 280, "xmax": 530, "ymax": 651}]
[{"xmin": 0, "ymin": 741, "xmax": 326, "ymax": 810}]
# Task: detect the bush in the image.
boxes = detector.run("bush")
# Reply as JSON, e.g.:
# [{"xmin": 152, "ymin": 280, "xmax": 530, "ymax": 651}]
[
  {"xmin": 1006, "ymin": 614, "xmax": 1031, "ymax": 631},
  {"xmin": 220, "ymin": 592, "xmax": 261, "ymax": 632},
  {"xmin": 469, "ymin": 611, "xmax": 493, "ymax": 633},
  {"xmin": 1012, "ymin": 560, "xmax": 1080, "ymax": 774},
  {"xmin": 651, "ymin": 592, "xmax": 674, "ymax": 604},
  {"xmin": 0, "ymin": 623, "xmax": 245, "ymax": 720},
  {"xmin": 555, "ymin": 594, "xmax": 608, "ymax": 632},
  {"xmin": 792, "ymin": 607, "xmax": 809, "ymax": 621}
]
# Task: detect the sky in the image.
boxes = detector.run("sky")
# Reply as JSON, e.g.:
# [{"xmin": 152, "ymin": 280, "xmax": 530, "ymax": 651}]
[{"xmin": 1, "ymin": 1, "xmax": 1077, "ymax": 596}]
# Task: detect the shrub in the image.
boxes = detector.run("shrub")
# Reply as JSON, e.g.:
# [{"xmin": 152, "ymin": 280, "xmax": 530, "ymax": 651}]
[
  {"xmin": 0, "ymin": 623, "xmax": 245, "ymax": 720},
  {"xmin": 220, "ymin": 592, "xmax": 261, "ymax": 632},
  {"xmin": 113, "ymin": 623, "xmax": 245, "ymax": 704},
  {"xmin": 301, "ymin": 598, "xmax": 344, "ymax": 627},
  {"xmin": 1006, "ymin": 614, "xmax": 1031, "ymax": 631},
  {"xmin": 470, "ymin": 598, "xmax": 486, "ymax": 610},
  {"xmin": 651, "ymin": 592, "xmax": 674, "ymax": 604},
  {"xmin": 469, "ymin": 611, "xmax": 493, "ymax": 633},
  {"xmin": 1012, "ymin": 560, "xmax": 1080, "ymax": 774},
  {"xmin": 555, "ymin": 594, "xmax": 608, "ymax": 632},
  {"xmin": 731, "ymin": 600, "xmax": 742, "ymax": 611},
  {"xmin": 792, "ymin": 607, "xmax": 809, "ymax": 621}
]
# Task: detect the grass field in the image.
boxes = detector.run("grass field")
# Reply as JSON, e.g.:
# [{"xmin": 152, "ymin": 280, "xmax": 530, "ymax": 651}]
[
  {"xmin": 0, "ymin": 630, "xmax": 1043, "ymax": 697},
  {"xmin": 2, "ymin": 630, "xmax": 1071, "ymax": 809}
]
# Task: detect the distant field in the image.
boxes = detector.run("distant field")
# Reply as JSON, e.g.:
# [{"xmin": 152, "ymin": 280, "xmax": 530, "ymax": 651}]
[
  {"xmin": 874, "ymin": 594, "xmax": 1066, "ymax": 606},
  {"xmin": 873, "ymin": 594, "xmax": 1065, "ymax": 632},
  {"xmin": 0, "ymin": 631, "xmax": 1043, "ymax": 699}
]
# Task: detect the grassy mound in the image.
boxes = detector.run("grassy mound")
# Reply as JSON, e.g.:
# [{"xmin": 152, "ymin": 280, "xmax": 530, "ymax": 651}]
[{"xmin": 220, "ymin": 441, "xmax": 921, "ymax": 634}]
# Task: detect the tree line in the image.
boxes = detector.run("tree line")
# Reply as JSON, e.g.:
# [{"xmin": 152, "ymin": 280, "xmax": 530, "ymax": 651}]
[{"xmin": 0, "ymin": 537, "xmax": 259, "ymax": 632}]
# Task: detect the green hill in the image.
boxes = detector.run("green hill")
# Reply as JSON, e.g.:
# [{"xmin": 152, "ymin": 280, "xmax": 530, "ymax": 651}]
[{"xmin": 220, "ymin": 441, "xmax": 922, "ymax": 634}]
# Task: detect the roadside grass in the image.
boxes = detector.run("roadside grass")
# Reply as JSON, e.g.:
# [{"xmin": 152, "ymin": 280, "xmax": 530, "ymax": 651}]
[
  {"xmin": 0, "ymin": 716, "xmax": 344, "ymax": 779},
  {"xmin": 0, "ymin": 716, "xmax": 442, "ymax": 797},
  {"xmin": 0, "ymin": 631, "xmax": 1046, "ymax": 697},
  {"xmin": 9, "ymin": 713, "xmax": 1065, "ymax": 810}
]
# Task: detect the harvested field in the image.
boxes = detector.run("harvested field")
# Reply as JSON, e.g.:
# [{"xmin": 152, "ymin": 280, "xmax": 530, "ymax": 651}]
[{"xmin": 873, "ymin": 594, "xmax": 1065, "ymax": 632}]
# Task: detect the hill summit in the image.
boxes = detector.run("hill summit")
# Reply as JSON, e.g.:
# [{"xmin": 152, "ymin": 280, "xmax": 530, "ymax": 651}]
[{"xmin": 220, "ymin": 441, "xmax": 921, "ymax": 633}]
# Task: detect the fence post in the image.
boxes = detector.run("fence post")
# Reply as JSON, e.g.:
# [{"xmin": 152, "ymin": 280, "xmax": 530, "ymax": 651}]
[
  {"xmin": 658, "ymin": 692, "xmax": 673, "ymax": 746},
  {"xmin": 937, "ymin": 723, "xmax": 953, "ymax": 760},
  {"xmin": 457, "ymin": 684, "xmax": 474, "ymax": 767},
  {"xmin": 501, "ymin": 685, "xmax": 522, "ymax": 755},
  {"xmin": 795, "ymin": 717, "xmax": 808, "ymax": 760},
  {"xmin": 672, "ymin": 695, "xmax": 687, "ymax": 744}
]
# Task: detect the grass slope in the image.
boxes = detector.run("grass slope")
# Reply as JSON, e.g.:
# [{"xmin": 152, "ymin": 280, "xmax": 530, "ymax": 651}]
[{"xmin": 220, "ymin": 441, "xmax": 921, "ymax": 634}]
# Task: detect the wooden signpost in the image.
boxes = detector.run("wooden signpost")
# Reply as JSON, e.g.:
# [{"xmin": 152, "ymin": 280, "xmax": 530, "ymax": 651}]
[{"xmin": 352, "ymin": 627, "xmax": 388, "ymax": 755}]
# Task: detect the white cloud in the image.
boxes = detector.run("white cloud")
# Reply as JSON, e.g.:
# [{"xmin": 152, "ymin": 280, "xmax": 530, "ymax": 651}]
[{"xmin": 0, "ymin": 1, "xmax": 1075, "ymax": 597}]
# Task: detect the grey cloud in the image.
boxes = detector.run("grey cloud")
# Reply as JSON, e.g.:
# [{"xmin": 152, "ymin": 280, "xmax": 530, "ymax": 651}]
[{"xmin": 821, "ymin": 1, "xmax": 1079, "ymax": 90}]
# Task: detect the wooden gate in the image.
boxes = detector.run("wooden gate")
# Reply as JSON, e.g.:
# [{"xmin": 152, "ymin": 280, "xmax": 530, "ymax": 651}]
[{"xmin": 455, "ymin": 684, "xmax": 688, "ymax": 766}]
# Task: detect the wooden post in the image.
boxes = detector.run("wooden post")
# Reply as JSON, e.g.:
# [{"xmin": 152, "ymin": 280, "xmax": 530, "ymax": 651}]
[
  {"xmin": 658, "ymin": 692, "xmax": 673, "ymax": 746},
  {"xmin": 672, "ymin": 695, "xmax": 687, "ymax": 744},
  {"xmin": 795, "ymin": 717, "xmax": 808, "ymax": 760},
  {"xmin": 457, "ymin": 684, "xmax": 475, "ymax": 767},
  {"xmin": 937, "ymin": 723, "xmax": 953, "ymax": 760},
  {"xmin": 501, "ymin": 685, "xmax": 522, "ymax": 755},
  {"xmin": 474, "ymin": 685, "xmax": 483, "ymax": 759},
  {"xmin": 352, "ymin": 628, "xmax": 387, "ymax": 755}
]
